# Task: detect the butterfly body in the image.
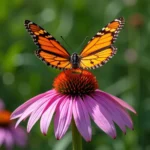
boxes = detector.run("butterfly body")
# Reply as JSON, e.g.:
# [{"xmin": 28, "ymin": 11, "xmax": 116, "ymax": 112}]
[
  {"xmin": 70, "ymin": 53, "xmax": 81, "ymax": 69},
  {"xmin": 25, "ymin": 17, "xmax": 125, "ymax": 70}
]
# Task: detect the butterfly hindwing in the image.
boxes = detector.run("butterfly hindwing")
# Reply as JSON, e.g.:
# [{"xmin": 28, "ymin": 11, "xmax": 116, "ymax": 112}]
[
  {"xmin": 79, "ymin": 17, "xmax": 125, "ymax": 69},
  {"xmin": 25, "ymin": 17, "xmax": 124, "ymax": 70},
  {"xmin": 24, "ymin": 20, "xmax": 71, "ymax": 69}
]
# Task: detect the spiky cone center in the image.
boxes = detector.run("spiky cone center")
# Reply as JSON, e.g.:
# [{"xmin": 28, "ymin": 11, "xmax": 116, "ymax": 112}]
[
  {"xmin": 53, "ymin": 69, "xmax": 99, "ymax": 96},
  {"xmin": 0, "ymin": 110, "xmax": 12, "ymax": 126}
]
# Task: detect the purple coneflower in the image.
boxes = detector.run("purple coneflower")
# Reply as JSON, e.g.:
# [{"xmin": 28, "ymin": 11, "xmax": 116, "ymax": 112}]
[
  {"xmin": 11, "ymin": 69, "xmax": 136, "ymax": 149},
  {"xmin": 0, "ymin": 100, "xmax": 27, "ymax": 150}
]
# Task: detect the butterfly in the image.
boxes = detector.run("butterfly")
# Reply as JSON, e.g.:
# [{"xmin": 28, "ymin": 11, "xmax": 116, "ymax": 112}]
[{"xmin": 24, "ymin": 17, "xmax": 125, "ymax": 70}]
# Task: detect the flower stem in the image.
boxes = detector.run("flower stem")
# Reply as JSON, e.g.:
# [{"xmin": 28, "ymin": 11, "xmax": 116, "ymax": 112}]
[{"xmin": 71, "ymin": 119, "xmax": 82, "ymax": 150}]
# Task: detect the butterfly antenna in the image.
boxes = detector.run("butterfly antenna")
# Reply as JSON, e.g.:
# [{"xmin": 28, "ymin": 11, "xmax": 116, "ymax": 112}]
[
  {"xmin": 60, "ymin": 36, "xmax": 73, "ymax": 51},
  {"xmin": 76, "ymin": 36, "xmax": 89, "ymax": 53}
]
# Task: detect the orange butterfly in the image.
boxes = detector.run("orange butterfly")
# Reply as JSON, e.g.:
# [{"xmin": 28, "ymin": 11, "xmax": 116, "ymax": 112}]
[{"xmin": 24, "ymin": 17, "xmax": 125, "ymax": 70}]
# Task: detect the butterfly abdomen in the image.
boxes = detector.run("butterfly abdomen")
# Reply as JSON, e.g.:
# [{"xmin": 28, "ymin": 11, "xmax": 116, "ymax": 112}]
[{"xmin": 70, "ymin": 53, "xmax": 80, "ymax": 69}]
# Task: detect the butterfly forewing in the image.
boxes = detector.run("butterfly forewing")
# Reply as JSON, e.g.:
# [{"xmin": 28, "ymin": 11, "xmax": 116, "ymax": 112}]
[
  {"xmin": 79, "ymin": 17, "xmax": 125, "ymax": 69},
  {"xmin": 24, "ymin": 17, "xmax": 124, "ymax": 70},
  {"xmin": 24, "ymin": 20, "xmax": 71, "ymax": 69}
]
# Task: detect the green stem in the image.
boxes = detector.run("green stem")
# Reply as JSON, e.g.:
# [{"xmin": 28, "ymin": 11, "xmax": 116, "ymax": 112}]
[{"xmin": 71, "ymin": 119, "xmax": 82, "ymax": 150}]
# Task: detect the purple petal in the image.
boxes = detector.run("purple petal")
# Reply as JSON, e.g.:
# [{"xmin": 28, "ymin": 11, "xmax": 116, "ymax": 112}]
[
  {"xmin": 94, "ymin": 91, "xmax": 134, "ymax": 129},
  {"xmin": 15, "ymin": 95, "xmax": 51, "ymax": 128},
  {"xmin": 40, "ymin": 95, "xmax": 63, "ymax": 135},
  {"xmin": 11, "ymin": 126, "xmax": 27, "ymax": 147},
  {"xmin": 95, "ymin": 90, "xmax": 136, "ymax": 114},
  {"xmin": 27, "ymin": 99, "xmax": 51, "ymax": 132},
  {"xmin": 73, "ymin": 96, "xmax": 91, "ymax": 142},
  {"xmin": 84, "ymin": 95, "xmax": 116, "ymax": 138},
  {"xmin": 11, "ymin": 89, "xmax": 56, "ymax": 119},
  {"xmin": 0, "ymin": 128, "xmax": 5, "ymax": 146},
  {"xmin": 4, "ymin": 129, "xmax": 14, "ymax": 150},
  {"xmin": 54, "ymin": 96, "xmax": 73, "ymax": 140},
  {"xmin": 92, "ymin": 94, "xmax": 127, "ymax": 132}
]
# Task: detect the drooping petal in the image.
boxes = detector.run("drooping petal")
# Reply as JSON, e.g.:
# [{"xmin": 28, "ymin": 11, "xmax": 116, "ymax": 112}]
[
  {"xmin": 4, "ymin": 129, "xmax": 14, "ymax": 149},
  {"xmin": 15, "ymin": 95, "xmax": 51, "ymax": 128},
  {"xmin": 92, "ymin": 94, "xmax": 127, "ymax": 132},
  {"xmin": 111, "ymin": 95, "xmax": 136, "ymax": 113},
  {"xmin": 11, "ymin": 126, "xmax": 27, "ymax": 147},
  {"xmin": 40, "ymin": 95, "xmax": 64, "ymax": 135},
  {"xmin": 84, "ymin": 95, "xmax": 116, "ymax": 138},
  {"xmin": 0, "ymin": 128, "xmax": 5, "ymax": 146},
  {"xmin": 10, "ymin": 89, "xmax": 57, "ymax": 119},
  {"xmin": 73, "ymin": 96, "xmax": 91, "ymax": 142},
  {"xmin": 54, "ymin": 96, "xmax": 73, "ymax": 140},
  {"xmin": 94, "ymin": 91, "xmax": 134, "ymax": 129},
  {"xmin": 27, "ymin": 99, "xmax": 51, "ymax": 132},
  {"xmin": 95, "ymin": 90, "xmax": 136, "ymax": 114}
]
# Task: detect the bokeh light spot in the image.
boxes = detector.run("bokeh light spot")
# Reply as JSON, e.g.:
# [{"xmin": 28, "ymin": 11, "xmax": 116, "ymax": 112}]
[
  {"xmin": 40, "ymin": 8, "xmax": 56, "ymax": 23},
  {"xmin": 3, "ymin": 72, "xmax": 15, "ymax": 85}
]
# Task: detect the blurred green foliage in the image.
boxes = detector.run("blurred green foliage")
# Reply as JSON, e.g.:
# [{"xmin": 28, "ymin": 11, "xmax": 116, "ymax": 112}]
[{"xmin": 0, "ymin": 0, "xmax": 149, "ymax": 149}]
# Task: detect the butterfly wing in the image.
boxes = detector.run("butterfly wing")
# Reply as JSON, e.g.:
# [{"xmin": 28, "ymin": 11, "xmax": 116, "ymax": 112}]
[
  {"xmin": 24, "ymin": 20, "xmax": 71, "ymax": 69},
  {"xmin": 79, "ymin": 17, "xmax": 125, "ymax": 69}
]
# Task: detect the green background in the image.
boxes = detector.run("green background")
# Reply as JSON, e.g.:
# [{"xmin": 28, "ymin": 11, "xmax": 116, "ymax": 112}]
[{"xmin": 0, "ymin": 0, "xmax": 149, "ymax": 149}]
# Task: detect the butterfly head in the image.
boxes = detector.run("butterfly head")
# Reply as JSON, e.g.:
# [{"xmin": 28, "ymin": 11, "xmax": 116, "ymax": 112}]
[{"xmin": 70, "ymin": 53, "xmax": 81, "ymax": 69}]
